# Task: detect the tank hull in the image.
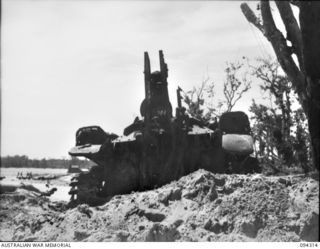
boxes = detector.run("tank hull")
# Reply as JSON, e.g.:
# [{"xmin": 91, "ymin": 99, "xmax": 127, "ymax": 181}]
[
  {"xmin": 68, "ymin": 51, "xmax": 260, "ymax": 206},
  {"xmin": 69, "ymin": 121, "xmax": 259, "ymax": 206}
]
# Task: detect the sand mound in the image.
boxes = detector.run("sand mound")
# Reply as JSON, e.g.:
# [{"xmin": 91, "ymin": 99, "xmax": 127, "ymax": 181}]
[{"xmin": 0, "ymin": 169, "xmax": 318, "ymax": 242}]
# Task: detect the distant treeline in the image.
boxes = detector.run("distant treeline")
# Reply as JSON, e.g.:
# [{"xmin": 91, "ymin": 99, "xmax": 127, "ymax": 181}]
[{"xmin": 0, "ymin": 155, "xmax": 94, "ymax": 169}]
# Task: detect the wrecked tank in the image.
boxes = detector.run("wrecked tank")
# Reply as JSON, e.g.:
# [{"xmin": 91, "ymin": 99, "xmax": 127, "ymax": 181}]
[{"xmin": 68, "ymin": 50, "xmax": 260, "ymax": 206}]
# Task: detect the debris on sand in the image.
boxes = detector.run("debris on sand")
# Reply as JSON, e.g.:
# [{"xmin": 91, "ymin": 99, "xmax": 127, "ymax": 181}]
[
  {"xmin": 0, "ymin": 169, "xmax": 318, "ymax": 242},
  {"xmin": 39, "ymin": 188, "xmax": 58, "ymax": 197}
]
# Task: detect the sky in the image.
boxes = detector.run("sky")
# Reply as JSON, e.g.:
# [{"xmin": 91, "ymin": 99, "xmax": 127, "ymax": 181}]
[{"xmin": 1, "ymin": 0, "xmax": 282, "ymax": 159}]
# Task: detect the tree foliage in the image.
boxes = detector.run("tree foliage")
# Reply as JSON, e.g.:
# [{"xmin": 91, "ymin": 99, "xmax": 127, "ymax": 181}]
[
  {"xmin": 223, "ymin": 61, "xmax": 251, "ymax": 112},
  {"xmin": 249, "ymin": 58, "xmax": 311, "ymax": 172},
  {"xmin": 241, "ymin": 1, "xmax": 320, "ymax": 171},
  {"xmin": 183, "ymin": 60, "xmax": 251, "ymax": 123},
  {"xmin": 183, "ymin": 76, "xmax": 215, "ymax": 123}
]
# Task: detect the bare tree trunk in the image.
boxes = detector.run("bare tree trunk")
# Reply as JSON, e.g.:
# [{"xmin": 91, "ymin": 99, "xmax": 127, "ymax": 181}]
[{"xmin": 300, "ymin": 2, "xmax": 320, "ymax": 171}]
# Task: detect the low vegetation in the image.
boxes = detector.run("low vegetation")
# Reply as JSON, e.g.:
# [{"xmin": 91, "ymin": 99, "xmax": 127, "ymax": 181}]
[{"xmin": 0, "ymin": 155, "xmax": 93, "ymax": 169}]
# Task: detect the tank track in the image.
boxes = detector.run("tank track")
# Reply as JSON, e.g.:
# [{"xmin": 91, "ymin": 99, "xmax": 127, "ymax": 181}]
[
  {"xmin": 225, "ymin": 154, "xmax": 261, "ymax": 174},
  {"xmin": 68, "ymin": 165, "xmax": 109, "ymax": 207}
]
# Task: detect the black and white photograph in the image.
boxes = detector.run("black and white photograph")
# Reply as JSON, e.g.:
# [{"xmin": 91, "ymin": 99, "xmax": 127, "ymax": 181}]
[{"xmin": 0, "ymin": 0, "xmax": 319, "ymax": 244}]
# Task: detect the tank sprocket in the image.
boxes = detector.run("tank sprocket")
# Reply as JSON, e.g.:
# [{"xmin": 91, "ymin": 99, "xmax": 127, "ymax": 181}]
[{"xmin": 68, "ymin": 165, "xmax": 108, "ymax": 207}]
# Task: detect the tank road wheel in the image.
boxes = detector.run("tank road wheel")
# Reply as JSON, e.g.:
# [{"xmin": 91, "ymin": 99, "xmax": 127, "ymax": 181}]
[
  {"xmin": 243, "ymin": 156, "xmax": 261, "ymax": 174},
  {"xmin": 225, "ymin": 154, "xmax": 240, "ymax": 174},
  {"xmin": 225, "ymin": 154, "xmax": 261, "ymax": 174},
  {"xmin": 68, "ymin": 165, "xmax": 108, "ymax": 207}
]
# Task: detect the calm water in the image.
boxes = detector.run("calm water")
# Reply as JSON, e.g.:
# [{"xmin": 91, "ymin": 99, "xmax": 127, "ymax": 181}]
[{"xmin": 0, "ymin": 167, "xmax": 72, "ymax": 202}]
